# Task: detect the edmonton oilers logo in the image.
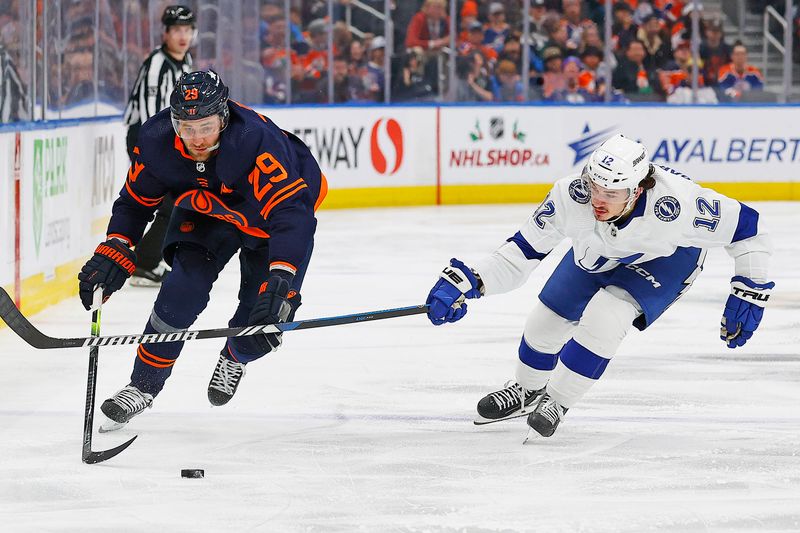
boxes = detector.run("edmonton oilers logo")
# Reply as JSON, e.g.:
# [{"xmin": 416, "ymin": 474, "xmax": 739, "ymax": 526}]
[
  {"xmin": 568, "ymin": 178, "xmax": 590, "ymax": 204},
  {"xmin": 654, "ymin": 196, "xmax": 681, "ymax": 221}
]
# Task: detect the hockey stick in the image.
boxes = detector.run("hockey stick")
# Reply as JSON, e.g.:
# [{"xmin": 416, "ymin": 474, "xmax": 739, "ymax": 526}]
[
  {"xmin": 82, "ymin": 288, "xmax": 137, "ymax": 464},
  {"xmin": 0, "ymin": 287, "xmax": 428, "ymax": 350}
]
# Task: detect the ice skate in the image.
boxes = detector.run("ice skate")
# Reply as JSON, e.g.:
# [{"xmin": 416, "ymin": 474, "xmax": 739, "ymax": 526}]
[
  {"xmin": 523, "ymin": 392, "xmax": 568, "ymax": 442},
  {"xmin": 99, "ymin": 384, "xmax": 153, "ymax": 431},
  {"xmin": 474, "ymin": 381, "xmax": 544, "ymax": 425},
  {"xmin": 130, "ymin": 260, "xmax": 170, "ymax": 287},
  {"xmin": 207, "ymin": 351, "xmax": 247, "ymax": 406}
]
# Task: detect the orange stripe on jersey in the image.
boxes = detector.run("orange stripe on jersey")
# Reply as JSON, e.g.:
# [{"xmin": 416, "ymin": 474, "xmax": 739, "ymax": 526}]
[
  {"xmin": 133, "ymin": 146, "xmax": 140, "ymax": 155},
  {"xmin": 270, "ymin": 261, "xmax": 297, "ymax": 273},
  {"xmin": 173, "ymin": 135, "xmax": 193, "ymax": 160},
  {"xmin": 128, "ymin": 161, "xmax": 145, "ymax": 182},
  {"xmin": 125, "ymin": 181, "xmax": 163, "ymax": 207},
  {"xmin": 259, "ymin": 179, "xmax": 307, "ymax": 219},
  {"xmin": 314, "ymin": 173, "xmax": 328, "ymax": 212},
  {"xmin": 137, "ymin": 346, "xmax": 176, "ymax": 368},
  {"xmin": 231, "ymin": 100, "xmax": 268, "ymax": 122}
]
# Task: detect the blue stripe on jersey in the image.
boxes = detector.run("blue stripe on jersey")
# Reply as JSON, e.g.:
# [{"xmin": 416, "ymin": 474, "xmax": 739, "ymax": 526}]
[
  {"xmin": 732, "ymin": 202, "xmax": 759, "ymax": 243},
  {"xmin": 616, "ymin": 253, "xmax": 644, "ymax": 265},
  {"xmin": 518, "ymin": 338, "xmax": 559, "ymax": 370},
  {"xmin": 615, "ymin": 193, "xmax": 647, "ymax": 230},
  {"xmin": 559, "ymin": 339, "xmax": 610, "ymax": 379},
  {"xmin": 507, "ymin": 231, "xmax": 548, "ymax": 260}
]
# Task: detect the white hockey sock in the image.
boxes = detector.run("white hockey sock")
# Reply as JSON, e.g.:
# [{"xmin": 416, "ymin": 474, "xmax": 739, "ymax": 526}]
[
  {"xmin": 546, "ymin": 362, "xmax": 597, "ymax": 409},
  {"xmin": 515, "ymin": 359, "xmax": 552, "ymax": 392}
]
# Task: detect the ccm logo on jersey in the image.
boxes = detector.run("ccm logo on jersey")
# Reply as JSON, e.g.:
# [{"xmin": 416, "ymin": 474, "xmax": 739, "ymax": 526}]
[{"xmin": 625, "ymin": 264, "xmax": 662, "ymax": 288}]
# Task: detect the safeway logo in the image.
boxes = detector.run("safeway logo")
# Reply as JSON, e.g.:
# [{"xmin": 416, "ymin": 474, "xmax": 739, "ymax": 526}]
[{"xmin": 370, "ymin": 118, "xmax": 403, "ymax": 175}]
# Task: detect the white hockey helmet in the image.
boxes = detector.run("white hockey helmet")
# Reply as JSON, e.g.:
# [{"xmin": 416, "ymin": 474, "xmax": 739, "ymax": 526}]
[{"xmin": 582, "ymin": 134, "xmax": 650, "ymax": 191}]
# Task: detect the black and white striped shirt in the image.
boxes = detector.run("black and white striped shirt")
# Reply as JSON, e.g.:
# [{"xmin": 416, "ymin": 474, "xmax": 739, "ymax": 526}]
[
  {"xmin": 0, "ymin": 46, "xmax": 28, "ymax": 123},
  {"xmin": 123, "ymin": 46, "xmax": 192, "ymax": 127}
]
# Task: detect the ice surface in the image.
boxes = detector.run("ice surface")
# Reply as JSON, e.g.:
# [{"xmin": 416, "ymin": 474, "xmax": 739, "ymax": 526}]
[{"xmin": 1, "ymin": 203, "xmax": 799, "ymax": 532}]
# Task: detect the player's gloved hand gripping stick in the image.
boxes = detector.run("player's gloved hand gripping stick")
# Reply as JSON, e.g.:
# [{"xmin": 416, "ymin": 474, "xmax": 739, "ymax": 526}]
[
  {"xmin": 78, "ymin": 238, "xmax": 137, "ymax": 310},
  {"xmin": 720, "ymin": 276, "xmax": 775, "ymax": 348},
  {"xmin": 246, "ymin": 270, "xmax": 301, "ymax": 354},
  {"xmin": 426, "ymin": 258, "xmax": 484, "ymax": 325}
]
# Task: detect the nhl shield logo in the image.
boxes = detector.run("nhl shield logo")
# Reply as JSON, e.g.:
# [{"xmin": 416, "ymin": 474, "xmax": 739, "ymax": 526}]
[
  {"xmin": 196, "ymin": 162, "xmax": 205, "ymax": 172},
  {"xmin": 489, "ymin": 117, "xmax": 504, "ymax": 139}
]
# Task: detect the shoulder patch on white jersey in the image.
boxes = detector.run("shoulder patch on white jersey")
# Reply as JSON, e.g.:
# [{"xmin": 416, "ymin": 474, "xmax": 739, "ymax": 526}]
[
  {"xmin": 654, "ymin": 196, "xmax": 681, "ymax": 221},
  {"xmin": 568, "ymin": 178, "xmax": 590, "ymax": 204}
]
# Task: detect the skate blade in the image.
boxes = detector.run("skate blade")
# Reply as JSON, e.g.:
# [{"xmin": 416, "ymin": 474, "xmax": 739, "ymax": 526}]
[
  {"xmin": 473, "ymin": 408, "xmax": 534, "ymax": 426},
  {"xmin": 522, "ymin": 427, "xmax": 539, "ymax": 444},
  {"xmin": 98, "ymin": 418, "xmax": 128, "ymax": 433}
]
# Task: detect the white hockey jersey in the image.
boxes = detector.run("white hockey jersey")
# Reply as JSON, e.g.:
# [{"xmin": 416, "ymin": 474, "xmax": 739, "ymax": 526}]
[{"xmin": 474, "ymin": 165, "xmax": 773, "ymax": 295}]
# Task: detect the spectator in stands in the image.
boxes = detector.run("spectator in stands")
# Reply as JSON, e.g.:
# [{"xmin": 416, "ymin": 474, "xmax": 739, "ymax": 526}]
[
  {"xmin": 458, "ymin": 1, "xmax": 480, "ymax": 43},
  {"xmin": 562, "ymin": 0, "xmax": 592, "ymax": 51},
  {"xmin": 490, "ymin": 59, "xmax": 526, "ymax": 101},
  {"xmin": 333, "ymin": 21, "xmax": 353, "ymax": 57},
  {"xmin": 332, "ymin": 56, "xmax": 362, "ymax": 103},
  {"xmin": 348, "ymin": 39, "xmax": 367, "ymax": 71},
  {"xmin": 303, "ymin": 19, "xmax": 330, "ymax": 79},
  {"xmin": 525, "ymin": 0, "xmax": 550, "ymax": 51},
  {"xmin": 579, "ymin": 22, "xmax": 607, "ymax": 57},
  {"xmin": 699, "ymin": 18, "xmax": 731, "ymax": 86},
  {"xmin": 612, "ymin": 2, "xmax": 638, "ymax": 52},
  {"xmin": 718, "ymin": 42, "xmax": 765, "ymax": 99},
  {"xmin": 460, "ymin": 20, "xmax": 499, "ymax": 63},
  {"xmin": 0, "ymin": 43, "xmax": 28, "ymax": 122},
  {"xmin": 364, "ymin": 35, "xmax": 387, "ymax": 101},
  {"xmin": 549, "ymin": 56, "xmax": 596, "ymax": 103},
  {"xmin": 405, "ymin": 0, "xmax": 450, "ymax": 53},
  {"xmin": 660, "ymin": 42, "xmax": 719, "ymax": 103},
  {"xmin": 612, "ymin": 39, "xmax": 658, "ymax": 98},
  {"xmin": 541, "ymin": 46, "xmax": 567, "ymax": 98},
  {"xmin": 638, "ymin": 14, "xmax": 672, "ymax": 71},
  {"xmin": 484, "ymin": 3, "xmax": 511, "ymax": 53},
  {"xmin": 454, "ymin": 52, "xmax": 495, "ymax": 102},
  {"xmin": 542, "ymin": 14, "xmax": 571, "ymax": 58},
  {"xmin": 396, "ymin": 50, "xmax": 436, "ymax": 101},
  {"xmin": 578, "ymin": 45, "xmax": 606, "ymax": 97}
]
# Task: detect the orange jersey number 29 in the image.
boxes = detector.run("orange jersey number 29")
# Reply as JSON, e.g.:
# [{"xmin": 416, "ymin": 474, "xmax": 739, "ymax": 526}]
[
  {"xmin": 184, "ymin": 88, "xmax": 199, "ymax": 100},
  {"xmin": 248, "ymin": 152, "xmax": 288, "ymax": 201}
]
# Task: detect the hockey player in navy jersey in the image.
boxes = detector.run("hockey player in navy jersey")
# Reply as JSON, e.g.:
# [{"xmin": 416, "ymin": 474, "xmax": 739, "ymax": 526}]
[
  {"xmin": 77, "ymin": 70, "xmax": 327, "ymax": 429},
  {"xmin": 426, "ymin": 134, "xmax": 774, "ymax": 439}
]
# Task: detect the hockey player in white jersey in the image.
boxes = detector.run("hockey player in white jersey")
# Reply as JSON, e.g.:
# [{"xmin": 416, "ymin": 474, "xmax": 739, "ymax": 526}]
[{"xmin": 425, "ymin": 134, "xmax": 774, "ymax": 439}]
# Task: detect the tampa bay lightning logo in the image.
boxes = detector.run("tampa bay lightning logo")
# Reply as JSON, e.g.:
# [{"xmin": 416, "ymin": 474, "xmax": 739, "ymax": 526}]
[
  {"xmin": 568, "ymin": 178, "xmax": 590, "ymax": 204},
  {"xmin": 654, "ymin": 196, "xmax": 681, "ymax": 221},
  {"xmin": 567, "ymin": 123, "xmax": 618, "ymax": 166}
]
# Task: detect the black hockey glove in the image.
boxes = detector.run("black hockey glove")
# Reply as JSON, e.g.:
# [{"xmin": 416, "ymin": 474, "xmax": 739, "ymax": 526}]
[
  {"xmin": 248, "ymin": 270, "xmax": 301, "ymax": 354},
  {"xmin": 78, "ymin": 239, "xmax": 137, "ymax": 310}
]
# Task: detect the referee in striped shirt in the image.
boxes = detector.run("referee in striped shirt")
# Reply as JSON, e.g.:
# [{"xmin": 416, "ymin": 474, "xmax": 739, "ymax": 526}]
[{"xmin": 123, "ymin": 5, "xmax": 195, "ymax": 285}]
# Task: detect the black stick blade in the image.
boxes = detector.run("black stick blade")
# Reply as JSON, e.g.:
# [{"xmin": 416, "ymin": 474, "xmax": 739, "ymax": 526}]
[{"xmin": 82, "ymin": 435, "xmax": 138, "ymax": 464}]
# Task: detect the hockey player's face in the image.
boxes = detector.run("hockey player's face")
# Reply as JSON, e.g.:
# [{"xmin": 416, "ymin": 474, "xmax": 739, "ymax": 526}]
[
  {"xmin": 589, "ymin": 181, "xmax": 637, "ymax": 221},
  {"xmin": 176, "ymin": 116, "xmax": 222, "ymax": 158}
]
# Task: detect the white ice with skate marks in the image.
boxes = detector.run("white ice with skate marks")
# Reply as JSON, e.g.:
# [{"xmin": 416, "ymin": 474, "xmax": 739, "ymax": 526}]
[{"xmin": 1, "ymin": 203, "xmax": 799, "ymax": 532}]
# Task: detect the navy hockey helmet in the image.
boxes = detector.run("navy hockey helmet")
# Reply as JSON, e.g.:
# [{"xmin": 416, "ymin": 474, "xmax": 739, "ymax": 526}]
[
  {"xmin": 162, "ymin": 5, "xmax": 196, "ymax": 28},
  {"xmin": 170, "ymin": 69, "xmax": 230, "ymax": 137}
]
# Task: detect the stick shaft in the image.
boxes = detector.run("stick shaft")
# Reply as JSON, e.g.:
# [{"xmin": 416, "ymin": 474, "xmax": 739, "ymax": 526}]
[{"xmin": 0, "ymin": 288, "xmax": 428, "ymax": 350}]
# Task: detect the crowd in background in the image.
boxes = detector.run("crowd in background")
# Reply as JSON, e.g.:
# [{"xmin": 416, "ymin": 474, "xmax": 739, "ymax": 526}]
[
  {"xmin": 260, "ymin": 0, "xmax": 791, "ymax": 104},
  {"xmin": 1, "ymin": 0, "xmax": 799, "ymax": 123}
]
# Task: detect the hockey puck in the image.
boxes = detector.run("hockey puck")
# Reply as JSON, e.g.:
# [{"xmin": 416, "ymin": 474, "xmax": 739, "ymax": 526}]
[{"xmin": 181, "ymin": 469, "xmax": 204, "ymax": 479}]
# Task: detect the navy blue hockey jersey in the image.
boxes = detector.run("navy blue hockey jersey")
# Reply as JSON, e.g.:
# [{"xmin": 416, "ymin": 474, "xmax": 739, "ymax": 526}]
[{"xmin": 107, "ymin": 101, "xmax": 327, "ymax": 274}]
